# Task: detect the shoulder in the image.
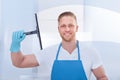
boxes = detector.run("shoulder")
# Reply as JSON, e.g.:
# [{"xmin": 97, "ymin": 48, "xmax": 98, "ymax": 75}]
[
  {"xmin": 35, "ymin": 43, "xmax": 60, "ymax": 57},
  {"xmin": 34, "ymin": 43, "xmax": 60, "ymax": 64},
  {"xmin": 79, "ymin": 41, "xmax": 103, "ymax": 69},
  {"xmin": 41, "ymin": 44, "xmax": 60, "ymax": 53},
  {"xmin": 79, "ymin": 41, "xmax": 101, "ymax": 59},
  {"xmin": 79, "ymin": 41, "xmax": 97, "ymax": 53}
]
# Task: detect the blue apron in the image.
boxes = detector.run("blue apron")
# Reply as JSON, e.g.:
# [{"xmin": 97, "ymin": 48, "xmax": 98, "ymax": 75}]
[{"xmin": 51, "ymin": 41, "xmax": 87, "ymax": 80}]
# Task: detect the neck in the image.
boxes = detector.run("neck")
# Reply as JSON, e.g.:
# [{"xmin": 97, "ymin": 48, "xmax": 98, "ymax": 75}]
[{"xmin": 62, "ymin": 40, "xmax": 77, "ymax": 54}]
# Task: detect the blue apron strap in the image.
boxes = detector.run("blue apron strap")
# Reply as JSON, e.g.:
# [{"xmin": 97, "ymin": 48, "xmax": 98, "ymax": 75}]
[
  {"xmin": 77, "ymin": 40, "xmax": 80, "ymax": 60},
  {"xmin": 56, "ymin": 40, "xmax": 80, "ymax": 60}
]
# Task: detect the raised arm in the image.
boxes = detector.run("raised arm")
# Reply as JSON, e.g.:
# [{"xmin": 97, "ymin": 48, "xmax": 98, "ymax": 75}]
[{"xmin": 10, "ymin": 31, "xmax": 39, "ymax": 68}]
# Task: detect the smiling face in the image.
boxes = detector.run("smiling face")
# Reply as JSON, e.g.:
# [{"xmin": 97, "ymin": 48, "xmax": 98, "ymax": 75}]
[{"xmin": 58, "ymin": 15, "xmax": 78, "ymax": 42}]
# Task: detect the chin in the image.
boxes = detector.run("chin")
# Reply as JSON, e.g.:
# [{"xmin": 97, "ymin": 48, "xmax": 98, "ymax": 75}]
[{"xmin": 64, "ymin": 39, "xmax": 72, "ymax": 42}]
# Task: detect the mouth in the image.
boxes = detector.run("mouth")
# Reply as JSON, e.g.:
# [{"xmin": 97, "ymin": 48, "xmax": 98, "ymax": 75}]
[
  {"xmin": 65, "ymin": 33, "xmax": 70, "ymax": 36},
  {"xmin": 64, "ymin": 33, "xmax": 72, "ymax": 38}
]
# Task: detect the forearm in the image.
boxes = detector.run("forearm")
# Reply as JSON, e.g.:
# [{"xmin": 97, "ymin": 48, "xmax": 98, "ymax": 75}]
[
  {"xmin": 93, "ymin": 66, "xmax": 108, "ymax": 80},
  {"xmin": 11, "ymin": 51, "xmax": 24, "ymax": 67},
  {"xmin": 97, "ymin": 76, "xmax": 108, "ymax": 80}
]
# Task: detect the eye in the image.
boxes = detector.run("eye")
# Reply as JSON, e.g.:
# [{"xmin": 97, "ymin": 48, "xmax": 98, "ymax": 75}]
[
  {"xmin": 60, "ymin": 25, "xmax": 66, "ymax": 28},
  {"xmin": 68, "ymin": 24, "xmax": 74, "ymax": 28}
]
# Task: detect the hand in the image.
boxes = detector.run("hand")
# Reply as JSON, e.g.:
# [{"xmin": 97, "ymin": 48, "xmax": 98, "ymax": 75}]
[{"xmin": 10, "ymin": 30, "xmax": 26, "ymax": 52}]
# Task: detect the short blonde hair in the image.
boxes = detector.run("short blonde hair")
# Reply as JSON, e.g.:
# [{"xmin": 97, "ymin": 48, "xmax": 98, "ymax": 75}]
[{"xmin": 58, "ymin": 11, "xmax": 77, "ymax": 23}]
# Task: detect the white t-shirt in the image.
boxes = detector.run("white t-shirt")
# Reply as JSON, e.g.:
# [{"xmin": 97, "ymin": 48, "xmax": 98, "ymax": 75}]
[{"xmin": 34, "ymin": 42, "xmax": 102, "ymax": 80}]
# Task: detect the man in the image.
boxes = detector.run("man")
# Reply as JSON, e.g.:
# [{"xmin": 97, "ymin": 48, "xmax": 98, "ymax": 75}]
[{"xmin": 10, "ymin": 11, "xmax": 108, "ymax": 80}]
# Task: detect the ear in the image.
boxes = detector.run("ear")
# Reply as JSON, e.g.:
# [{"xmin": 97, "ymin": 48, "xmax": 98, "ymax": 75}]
[
  {"xmin": 76, "ymin": 25, "xmax": 78, "ymax": 32},
  {"xmin": 58, "ymin": 26, "xmax": 60, "ymax": 32}
]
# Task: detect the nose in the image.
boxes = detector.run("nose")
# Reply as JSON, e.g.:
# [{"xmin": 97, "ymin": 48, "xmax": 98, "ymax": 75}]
[{"xmin": 65, "ymin": 26, "xmax": 70, "ymax": 31}]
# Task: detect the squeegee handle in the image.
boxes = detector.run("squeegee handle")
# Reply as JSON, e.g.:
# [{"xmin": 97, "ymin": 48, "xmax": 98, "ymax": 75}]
[{"xmin": 24, "ymin": 30, "xmax": 37, "ymax": 35}]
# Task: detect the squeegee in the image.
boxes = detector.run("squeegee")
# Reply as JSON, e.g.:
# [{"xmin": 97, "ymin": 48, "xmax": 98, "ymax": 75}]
[{"xmin": 24, "ymin": 13, "xmax": 43, "ymax": 50}]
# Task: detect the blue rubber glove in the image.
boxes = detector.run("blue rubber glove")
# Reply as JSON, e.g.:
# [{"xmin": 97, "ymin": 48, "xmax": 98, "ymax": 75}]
[{"xmin": 10, "ymin": 30, "xmax": 26, "ymax": 52}]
